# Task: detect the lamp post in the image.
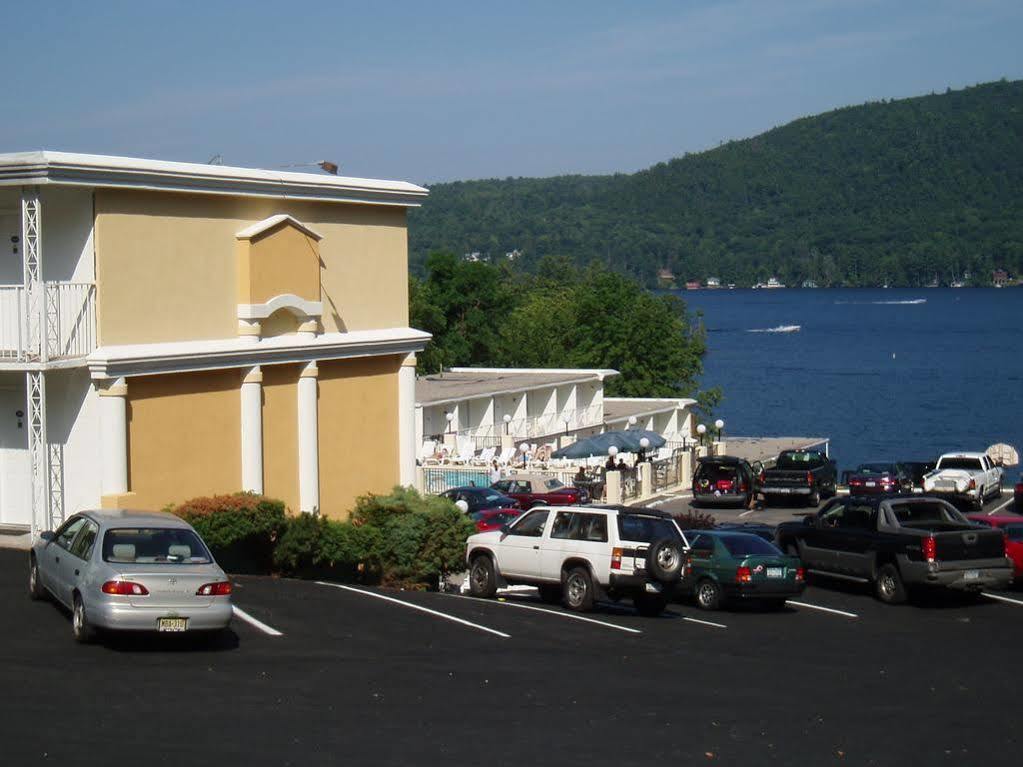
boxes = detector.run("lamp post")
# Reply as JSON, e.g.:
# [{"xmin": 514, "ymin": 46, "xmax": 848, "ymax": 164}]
[
  {"xmin": 562, "ymin": 413, "xmax": 571, "ymax": 436},
  {"xmin": 503, "ymin": 413, "xmax": 512, "ymax": 435},
  {"xmin": 627, "ymin": 415, "xmax": 638, "ymax": 429},
  {"xmin": 714, "ymin": 418, "xmax": 725, "ymax": 441},
  {"xmin": 519, "ymin": 442, "xmax": 529, "ymax": 467},
  {"xmin": 696, "ymin": 423, "xmax": 707, "ymax": 446},
  {"xmin": 639, "ymin": 436, "xmax": 650, "ymax": 463},
  {"xmin": 608, "ymin": 445, "xmax": 619, "ymax": 462},
  {"xmin": 445, "ymin": 412, "xmax": 454, "ymax": 435}
]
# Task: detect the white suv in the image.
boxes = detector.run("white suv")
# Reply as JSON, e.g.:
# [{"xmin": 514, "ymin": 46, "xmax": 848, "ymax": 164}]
[{"xmin": 464, "ymin": 505, "xmax": 688, "ymax": 616}]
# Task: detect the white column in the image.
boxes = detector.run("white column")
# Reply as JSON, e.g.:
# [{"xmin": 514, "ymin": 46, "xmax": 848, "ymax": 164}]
[
  {"xmin": 240, "ymin": 366, "xmax": 264, "ymax": 494},
  {"xmin": 297, "ymin": 362, "xmax": 319, "ymax": 513},
  {"xmin": 399, "ymin": 355, "xmax": 417, "ymax": 487},
  {"xmin": 98, "ymin": 378, "xmax": 128, "ymax": 497},
  {"xmin": 297, "ymin": 318, "xmax": 318, "ymax": 339}
]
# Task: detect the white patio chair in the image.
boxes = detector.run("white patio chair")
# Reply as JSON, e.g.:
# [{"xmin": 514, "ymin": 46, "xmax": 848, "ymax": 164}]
[
  {"xmin": 421, "ymin": 440, "xmax": 441, "ymax": 465},
  {"xmin": 496, "ymin": 447, "xmax": 516, "ymax": 466},
  {"xmin": 472, "ymin": 446, "xmax": 496, "ymax": 466}
]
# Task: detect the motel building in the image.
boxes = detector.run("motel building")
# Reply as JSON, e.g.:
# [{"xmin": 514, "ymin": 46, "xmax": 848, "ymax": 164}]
[{"xmin": 0, "ymin": 151, "xmax": 429, "ymax": 536}]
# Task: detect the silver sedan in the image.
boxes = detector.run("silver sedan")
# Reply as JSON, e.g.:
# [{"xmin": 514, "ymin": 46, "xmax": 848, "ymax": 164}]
[{"xmin": 29, "ymin": 509, "xmax": 233, "ymax": 642}]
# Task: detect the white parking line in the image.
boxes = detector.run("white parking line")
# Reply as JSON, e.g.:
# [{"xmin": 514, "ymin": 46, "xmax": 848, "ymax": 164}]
[
  {"xmin": 982, "ymin": 592, "xmax": 1023, "ymax": 607},
  {"xmin": 232, "ymin": 606, "xmax": 284, "ymax": 636},
  {"xmin": 315, "ymin": 582, "xmax": 511, "ymax": 639},
  {"xmin": 738, "ymin": 509, "xmax": 756, "ymax": 518},
  {"xmin": 785, "ymin": 600, "xmax": 858, "ymax": 618},
  {"xmin": 987, "ymin": 496, "xmax": 1015, "ymax": 515},
  {"xmin": 454, "ymin": 594, "xmax": 642, "ymax": 634},
  {"xmin": 682, "ymin": 616, "xmax": 727, "ymax": 629}
]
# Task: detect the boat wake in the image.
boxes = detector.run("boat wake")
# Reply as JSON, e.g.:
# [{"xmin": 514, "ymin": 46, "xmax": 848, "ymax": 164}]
[
  {"xmin": 835, "ymin": 298, "xmax": 927, "ymax": 305},
  {"xmin": 746, "ymin": 324, "xmax": 801, "ymax": 333}
]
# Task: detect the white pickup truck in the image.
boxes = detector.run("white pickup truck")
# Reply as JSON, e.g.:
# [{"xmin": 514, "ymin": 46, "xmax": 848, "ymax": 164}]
[{"xmin": 922, "ymin": 452, "xmax": 1003, "ymax": 510}]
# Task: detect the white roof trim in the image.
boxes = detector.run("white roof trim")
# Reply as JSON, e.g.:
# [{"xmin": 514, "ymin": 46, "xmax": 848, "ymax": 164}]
[
  {"xmin": 447, "ymin": 366, "xmax": 620, "ymax": 381},
  {"xmin": 238, "ymin": 294, "xmax": 323, "ymax": 320},
  {"xmin": 87, "ymin": 327, "xmax": 430, "ymax": 379},
  {"xmin": 0, "ymin": 151, "xmax": 429, "ymax": 208},
  {"xmin": 235, "ymin": 214, "xmax": 323, "ymax": 241}
]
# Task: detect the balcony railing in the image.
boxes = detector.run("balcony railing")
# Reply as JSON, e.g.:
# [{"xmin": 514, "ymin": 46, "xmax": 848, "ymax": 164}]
[
  {"xmin": 0, "ymin": 282, "xmax": 97, "ymax": 362},
  {"xmin": 445, "ymin": 404, "xmax": 606, "ymax": 442}
]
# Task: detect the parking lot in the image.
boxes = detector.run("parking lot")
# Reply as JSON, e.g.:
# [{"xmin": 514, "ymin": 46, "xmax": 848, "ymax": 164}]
[{"xmin": 2, "ymin": 543, "xmax": 1023, "ymax": 767}]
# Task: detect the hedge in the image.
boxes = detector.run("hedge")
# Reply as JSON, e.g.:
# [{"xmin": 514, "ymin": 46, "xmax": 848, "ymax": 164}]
[{"xmin": 168, "ymin": 493, "xmax": 287, "ymax": 574}]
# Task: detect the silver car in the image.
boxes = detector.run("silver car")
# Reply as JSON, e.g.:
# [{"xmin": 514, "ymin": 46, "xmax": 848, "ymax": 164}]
[{"xmin": 29, "ymin": 509, "xmax": 233, "ymax": 642}]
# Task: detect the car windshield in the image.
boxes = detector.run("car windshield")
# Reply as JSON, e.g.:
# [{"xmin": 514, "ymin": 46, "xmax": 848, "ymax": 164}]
[
  {"xmin": 776, "ymin": 452, "xmax": 824, "ymax": 470},
  {"xmin": 857, "ymin": 464, "xmax": 894, "ymax": 475},
  {"xmin": 696, "ymin": 464, "xmax": 739, "ymax": 482},
  {"xmin": 1004, "ymin": 525, "xmax": 1023, "ymax": 542},
  {"xmin": 936, "ymin": 457, "xmax": 983, "ymax": 471},
  {"xmin": 103, "ymin": 528, "xmax": 213, "ymax": 564},
  {"xmin": 544, "ymin": 479, "xmax": 566, "ymax": 490},
  {"xmin": 720, "ymin": 535, "xmax": 783, "ymax": 558},
  {"xmin": 617, "ymin": 514, "xmax": 682, "ymax": 543}
]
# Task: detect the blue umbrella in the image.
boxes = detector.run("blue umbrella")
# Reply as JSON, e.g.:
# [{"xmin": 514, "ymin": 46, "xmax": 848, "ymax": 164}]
[{"xmin": 551, "ymin": 429, "xmax": 666, "ymax": 459}]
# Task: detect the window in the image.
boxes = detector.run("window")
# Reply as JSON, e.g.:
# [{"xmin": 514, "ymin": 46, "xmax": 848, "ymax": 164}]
[
  {"xmin": 1002, "ymin": 525, "xmax": 1023, "ymax": 542},
  {"xmin": 69, "ymin": 521, "xmax": 99, "ymax": 561},
  {"xmin": 491, "ymin": 481, "xmax": 511, "ymax": 493},
  {"xmin": 619, "ymin": 514, "xmax": 682, "ymax": 543},
  {"xmin": 819, "ymin": 502, "xmax": 847, "ymax": 527},
  {"xmin": 776, "ymin": 451, "xmax": 826, "ymax": 470},
  {"xmin": 936, "ymin": 457, "xmax": 982, "ymax": 472},
  {"xmin": 720, "ymin": 535, "xmax": 782, "ymax": 558},
  {"xmin": 889, "ymin": 501, "xmax": 962, "ymax": 525},
  {"xmin": 514, "ymin": 481, "xmax": 532, "ymax": 494},
  {"xmin": 688, "ymin": 534, "xmax": 716, "ymax": 555},
  {"xmin": 551, "ymin": 512, "xmax": 607, "ymax": 542},
  {"xmin": 55, "ymin": 517, "xmax": 87, "ymax": 551},
  {"xmin": 507, "ymin": 510, "xmax": 549, "ymax": 537},
  {"xmin": 102, "ymin": 528, "xmax": 213, "ymax": 564},
  {"xmin": 838, "ymin": 505, "xmax": 875, "ymax": 530},
  {"xmin": 544, "ymin": 478, "xmax": 566, "ymax": 490}
]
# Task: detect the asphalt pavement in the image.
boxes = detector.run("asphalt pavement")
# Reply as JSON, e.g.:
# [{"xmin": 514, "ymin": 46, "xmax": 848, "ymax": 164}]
[{"xmin": 2, "ymin": 544, "xmax": 1022, "ymax": 767}]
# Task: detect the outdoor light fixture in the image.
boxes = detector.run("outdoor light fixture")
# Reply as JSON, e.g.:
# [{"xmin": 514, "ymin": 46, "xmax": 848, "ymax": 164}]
[
  {"xmin": 445, "ymin": 412, "xmax": 454, "ymax": 434},
  {"xmin": 628, "ymin": 415, "xmax": 638, "ymax": 428},
  {"xmin": 714, "ymin": 418, "xmax": 725, "ymax": 439},
  {"xmin": 639, "ymin": 437, "xmax": 650, "ymax": 449},
  {"xmin": 696, "ymin": 423, "xmax": 707, "ymax": 446},
  {"xmin": 608, "ymin": 445, "xmax": 619, "ymax": 457},
  {"xmin": 503, "ymin": 413, "xmax": 512, "ymax": 434},
  {"xmin": 562, "ymin": 413, "xmax": 571, "ymax": 436}
]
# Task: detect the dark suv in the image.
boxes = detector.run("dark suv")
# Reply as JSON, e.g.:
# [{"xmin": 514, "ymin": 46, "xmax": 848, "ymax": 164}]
[{"xmin": 692, "ymin": 456, "xmax": 761, "ymax": 508}]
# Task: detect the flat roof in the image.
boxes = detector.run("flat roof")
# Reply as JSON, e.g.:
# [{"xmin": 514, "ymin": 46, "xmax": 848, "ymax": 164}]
[
  {"xmin": 417, "ymin": 368, "xmax": 617, "ymax": 406},
  {"xmin": 603, "ymin": 397, "xmax": 694, "ymax": 422},
  {"xmin": 0, "ymin": 150, "xmax": 428, "ymax": 207}
]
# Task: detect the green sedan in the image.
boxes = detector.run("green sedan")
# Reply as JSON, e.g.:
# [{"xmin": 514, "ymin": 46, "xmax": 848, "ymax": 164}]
[{"xmin": 679, "ymin": 530, "xmax": 805, "ymax": 610}]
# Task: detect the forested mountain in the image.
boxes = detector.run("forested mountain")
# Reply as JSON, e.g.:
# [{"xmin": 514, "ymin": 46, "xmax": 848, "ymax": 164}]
[{"xmin": 408, "ymin": 80, "xmax": 1023, "ymax": 288}]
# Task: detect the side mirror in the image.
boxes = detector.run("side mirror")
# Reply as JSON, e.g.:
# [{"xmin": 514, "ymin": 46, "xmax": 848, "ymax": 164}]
[
  {"xmin": 38, "ymin": 531, "xmax": 55, "ymax": 543},
  {"xmin": 499, "ymin": 523, "xmax": 511, "ymax": 535}
]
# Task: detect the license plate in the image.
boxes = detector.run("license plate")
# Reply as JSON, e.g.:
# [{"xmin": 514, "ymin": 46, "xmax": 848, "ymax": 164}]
[
  {"xmin": 865, "ymin": 481, "xmax": 876, "ymax": 487},
  {"xmin": 964, "ymin": 570, "xmax": 980, "ymax": 581},
  {"xmin": 766, "ymin": 567, "xmax": 783, "ymax": 579},
  {"xmin": 158, "ymin": 617, "xmax": 188, "ymax": 632}
]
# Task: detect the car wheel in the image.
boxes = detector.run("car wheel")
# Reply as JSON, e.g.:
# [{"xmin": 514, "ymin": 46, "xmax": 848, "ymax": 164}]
[
  {"xmin": 634, "ymin": 593, "xmax": 668, "ymax": 617},
  {"xmin": 646, "ymin": 538, "xmax": 685, "ymax": 583},
  {"xmin": 562, "ymin": 567, "xmax": 595, "ymax": 612},
  {"xmin": 468, "ymin": 555, "xmax": 497, "ymax": 599},
  {"xmin": 28, "ymin": 556, "xmax": 46, "ymax": 601},
  {"xmin": 695, "ymin": 578, "xmax": 723, "ymax": 611},
  {"xmin": 72, "ymin": 594, "xmax": 96, "ymax": 644},
  {"xmin": 875, "ymin": 563, "xmax": 907, "ymax": 605},
  {"xmin": 537, "ymin": 584, "xmax": 561, "ymax": 604},
  {"xmin": 973, "ymin": 488, "xmax": 985, "ymax": 511}
]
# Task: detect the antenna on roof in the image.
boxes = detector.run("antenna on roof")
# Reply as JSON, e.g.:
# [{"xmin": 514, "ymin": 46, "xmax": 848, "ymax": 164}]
[
  {"xmin": 207, "ymin": 154, "xmax": 224, "ymax": 165},
  {"xmin": 279, "ymin": 160, "xmax": 340, "ymax": 175}
]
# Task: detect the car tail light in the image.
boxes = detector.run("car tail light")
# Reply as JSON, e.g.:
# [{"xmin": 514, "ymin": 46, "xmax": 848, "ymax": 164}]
[
  {"xmin": 968, "ymin": 478, "xmax": 976, "ymax": 490},
  {"xmin": 806, "ymin": 472, "xmax": 813, "ymax": 486},
  {"xmin": 795, "ymin": 567, "xmax": 805, "ymax": 582},
  {"xmin": 611, "ymin": 548, "xmax": 623, "ymax": 570},
  {"xmin": 922, "ymin": 536, "xmax": 936, "ymax": 563},
  {"xmin": 740, "ymin": 482, "xmax": 747, "ymax": 492},
  {"xmin": 683, "ymin": 554, "xmax": 692, "ymax": 576},
  {"xmin": 850, "ymin": 479, "xmax": 862, "ymax": 487},
  {"xmin": 196, "ymin": 581, "xmax": 233, "ymax": 596},
  {"xmin": 102, "ymin": 580, "xmax": 149, "ymax": 596},
  {"xmin": 735, "ymin": 566, "xmax": 752, "ymax": 583}
]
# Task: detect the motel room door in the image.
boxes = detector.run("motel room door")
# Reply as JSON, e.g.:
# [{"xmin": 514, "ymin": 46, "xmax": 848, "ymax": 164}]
[{"xmin": 0, "ymin": 384, "xmax": 31, "ymax": 528}]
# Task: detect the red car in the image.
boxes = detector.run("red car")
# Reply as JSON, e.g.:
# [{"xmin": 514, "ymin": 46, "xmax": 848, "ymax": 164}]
[
  {"xmin": 470, "ymin": 508, "xmax": 523, "ymax": 533},
  {"xmin": 846, "ymin": 463, "xmax": 913, "ymax": 495},
  {"xmin": 491, "ymin": 474, "xmax": 590, "ymax": 508},
  {"xmin": 1015, "ymin": 476, "xmax": 1023, "ymax": 510},
  {"xmin": 967, "ymin": 514, "xmax": 1023, "ymax": 582}
]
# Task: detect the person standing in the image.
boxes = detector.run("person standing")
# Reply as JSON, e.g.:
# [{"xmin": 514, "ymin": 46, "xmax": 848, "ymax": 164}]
[{"xmin": 489, "ymin": 460, "xmax": 501, "ymax": 486}]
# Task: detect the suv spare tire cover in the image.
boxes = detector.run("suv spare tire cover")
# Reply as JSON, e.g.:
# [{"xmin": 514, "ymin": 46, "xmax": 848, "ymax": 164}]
[{"xmin": 646, "ymin": 538, "xmax": 684, "ymax": 583}]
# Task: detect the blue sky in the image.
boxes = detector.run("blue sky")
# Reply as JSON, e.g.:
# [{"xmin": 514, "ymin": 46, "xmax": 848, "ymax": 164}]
[{"xmin": 2, "ymin": 1, "xmax": 1020, "ymax": 183}]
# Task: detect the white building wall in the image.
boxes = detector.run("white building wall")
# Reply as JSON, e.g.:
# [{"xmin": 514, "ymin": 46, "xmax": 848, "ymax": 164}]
[
  {"xmin": 45, "ymin": 369, "xmax": 102, "ymax": 521},
  {"xmin": 0, "ymin": 373, "xmax": 29, "ymax": 526},
  {"xmin": 40, "ymin": 187, "xmax": 95, "ymax": 283}
]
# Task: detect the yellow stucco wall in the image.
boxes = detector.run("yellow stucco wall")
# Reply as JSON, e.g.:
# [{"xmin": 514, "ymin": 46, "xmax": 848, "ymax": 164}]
[
  {"xmin": 124, "ymin": 370, "xmax": 241, "ymax": 509},
  {"xmin": 238, "ymin": 223, "xmax": 321, "ymax": 305},
  {"xmin": 318, "ymin": 356, "xmax": 401, "ymax": 519},
  {"xmin": 261, "ymin": 364, "xmax": 300, "ymax": 514},
  {"xmin": 94, "ymin": 190, "xmax": 409, "ymax": 345}
]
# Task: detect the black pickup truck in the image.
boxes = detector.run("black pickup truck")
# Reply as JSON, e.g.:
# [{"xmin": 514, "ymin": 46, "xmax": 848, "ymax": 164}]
[
  {"xmin": 775, "ymin": 495, "xmax": 1012, "ymax": 603},
  {"xmin": 761, "ymin": 449, "xmax": 838, "ymax": 507}
]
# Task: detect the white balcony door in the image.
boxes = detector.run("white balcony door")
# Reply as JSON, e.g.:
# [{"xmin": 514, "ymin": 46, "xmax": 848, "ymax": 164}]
[{"xmin": 0, "ymin": 384, "xmax": 30, "ymax": 527}]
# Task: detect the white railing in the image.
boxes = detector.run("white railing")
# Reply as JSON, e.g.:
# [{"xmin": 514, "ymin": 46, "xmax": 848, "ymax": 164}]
[
  {"xmin": 451, "ymin": 403, "xmax": 606, "ymax": 442},
  {"xmin": 0, "ymin": 282, "xmax": 96, "ymax": 362}
]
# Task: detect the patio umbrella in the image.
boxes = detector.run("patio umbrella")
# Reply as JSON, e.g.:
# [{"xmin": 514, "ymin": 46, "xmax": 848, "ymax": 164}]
[
  {"xmin": 551, "ymin": 429, "xmax": 666, "ymax": 459},
  {"xmin": 986, "ymin": 443, "xmax": 1019, "ymax": 467}
]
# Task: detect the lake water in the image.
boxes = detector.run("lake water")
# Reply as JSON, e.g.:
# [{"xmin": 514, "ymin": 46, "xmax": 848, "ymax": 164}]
[{"xmin": 675, "ymin": 288, "xmax": 1023, "ymax": 474}]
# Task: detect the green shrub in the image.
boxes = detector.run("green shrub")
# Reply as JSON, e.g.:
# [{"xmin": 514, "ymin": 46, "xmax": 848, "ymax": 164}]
[
  {"xmin": 672, "ymin": 509, "xmax": 716, "ymax": 530},
  {"xmin": 351, "ymin": 486, "xmax": 475, "ymax": 588},
  {"xmin": 273, "ymin": 512, "xmax": 372, "ymax": 579},
  {"xmin": 169, "ymin": 492, "xmax": 287, "ymax": 574}
]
